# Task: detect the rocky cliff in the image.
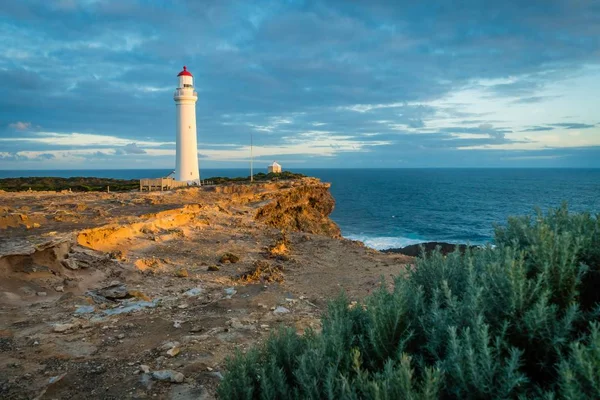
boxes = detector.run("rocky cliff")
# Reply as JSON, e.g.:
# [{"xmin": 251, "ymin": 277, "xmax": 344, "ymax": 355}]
[
  {"xmin": 0, "ymin": 177, "xmax": 409, "ymax": 400},
  {"xmin": 254, "ymin": 179, "xmax": 341, "ymax": 238}
]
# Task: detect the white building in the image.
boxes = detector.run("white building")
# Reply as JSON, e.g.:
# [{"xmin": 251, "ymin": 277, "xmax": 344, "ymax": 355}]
[
  {"xmin": 268, "ymin": 161, "xmax": 282, "ymax": 173},
  {"xmin": 173, "ymin": 66, "xmax": 200, "ymax": 183}
]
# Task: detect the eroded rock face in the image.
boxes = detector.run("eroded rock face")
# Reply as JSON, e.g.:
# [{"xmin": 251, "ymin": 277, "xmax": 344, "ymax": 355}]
[
  {"xmin": 76, "ymin": 204, "xmax": 204, "ymax": 252},
  {"xmin": 255, "ymin": 183, "xmax": 341, "ymax": 238}
]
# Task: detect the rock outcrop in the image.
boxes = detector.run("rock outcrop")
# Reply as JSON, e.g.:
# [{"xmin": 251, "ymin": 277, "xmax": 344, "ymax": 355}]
[
  {"xmin": 382, "ymin": 241, "xmax": 476, "ymax": 257},
  {"xmin": 255, "ymin": 180, "xmax": 341, "ymax": 238}
]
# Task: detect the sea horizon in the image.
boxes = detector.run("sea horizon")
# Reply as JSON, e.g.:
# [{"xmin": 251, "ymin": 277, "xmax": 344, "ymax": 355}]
[{"xmin": 1, "ymin": 166, "xmax": 599, "ymax": 173}]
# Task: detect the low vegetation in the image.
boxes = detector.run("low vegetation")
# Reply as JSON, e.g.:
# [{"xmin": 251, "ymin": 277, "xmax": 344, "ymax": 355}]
[
  {"xmin": 238, "ymin": 260, "xmax": 285, "ymax": 284},
  {"xmin": 218, "ymin": 204, "xmax": 600, "ymax": 399},
  {"xmin": 0, "ymin": 177, "xmax": 138, "ymax": 192},
  {"xmin": 219, "ymin": 252, "xmax": 241, "ymax": 264},
  {"xmin": 207, "ymin": 171, "xmax": 305, "ymax": 185},
  {"xmin": 0, "ymin": 171, "xmax": 305, "ymax": 192}
]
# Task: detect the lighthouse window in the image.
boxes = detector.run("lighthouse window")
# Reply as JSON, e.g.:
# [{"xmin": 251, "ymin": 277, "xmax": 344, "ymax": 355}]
[{"xmin": 183, "ymin": 84, "xmax": 193, "ymax": 88}]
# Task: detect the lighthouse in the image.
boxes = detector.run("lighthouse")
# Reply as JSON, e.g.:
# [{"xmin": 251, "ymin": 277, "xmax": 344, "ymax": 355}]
[{"xmin": 173, "ymin": 66, "xmax": 200, "ymax": 183}]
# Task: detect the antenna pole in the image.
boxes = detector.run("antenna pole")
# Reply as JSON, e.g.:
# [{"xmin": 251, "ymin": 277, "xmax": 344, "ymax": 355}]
[{"xmin": 250, "ymin": 133, "xmax": 254, "ymax": 183}]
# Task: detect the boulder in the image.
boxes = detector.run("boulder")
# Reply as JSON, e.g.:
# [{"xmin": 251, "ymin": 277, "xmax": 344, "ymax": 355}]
[
  {"xmin": 152, "ymin": 370, "xmax": 185, "ymax": 383},
  {"xmin": 382, "ymin": 242, "xmax": 477, "ymax": 257}
]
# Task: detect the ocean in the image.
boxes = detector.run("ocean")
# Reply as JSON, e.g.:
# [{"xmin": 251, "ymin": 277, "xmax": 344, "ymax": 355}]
[{"xmin": 2, "ymin": 168, "xmax": 599, "ymax": 249}]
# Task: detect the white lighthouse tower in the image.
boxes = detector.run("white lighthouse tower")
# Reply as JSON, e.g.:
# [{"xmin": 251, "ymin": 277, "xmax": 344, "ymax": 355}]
[{"xmin": 173, "ymin": 66, "xmax": 200, "ymax": 183}]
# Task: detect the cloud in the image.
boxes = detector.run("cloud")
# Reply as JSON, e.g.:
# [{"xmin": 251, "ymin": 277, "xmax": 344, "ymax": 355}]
[
  {"xmin": 91, "ymin": 151, "xmax": 111, "ymax": 157},
  {"xmin": 550, "ymin": 123, "xmax": 596, "ymax": 130},
  {"xmin": 0, "ymin": 152, "xmax": 28, "ymax": 161},
  {"xmin": 121, "ymin": 143, "xmax": 147, "ymax": 154},
  {"xmin": 511, "ymin": 96, "xmax": 560, "ymax": 104},
  {"xmin": 8, "ymin": 121, "xmax": 32, "ymax": 130},
  {"xmin": 502, "ymin": 154, "xmax": 565, "ymax": 161},
  {"xmin": 521, "ymin": 126, "xmax": 555, "ymax": 132},
  {"xmin": 485, "ymin": 80, "xmax": 542, "ymax": 98},
  {"xmin": 438, "ymin": 123, "xmax": 512, "ymax": 141},
  {"xmin": 0, "ymin": 151, "xmax": 55, "ymax": 161},
  {"xmin": 37, "ymin": 153, "xmax": 56, "ymax": 160},
  {"xmin": 0, "ymin": 132, "xmax": 172, "ymax": 148},
  {"xmin": 0, "ymin": 0, "xmax": 599, "ymax": 168}
]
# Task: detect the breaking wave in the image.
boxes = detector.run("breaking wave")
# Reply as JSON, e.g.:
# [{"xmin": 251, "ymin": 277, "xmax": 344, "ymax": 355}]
[{"xmin": 344, "ymin": 234, "xmax": 426, "ymax": 251}]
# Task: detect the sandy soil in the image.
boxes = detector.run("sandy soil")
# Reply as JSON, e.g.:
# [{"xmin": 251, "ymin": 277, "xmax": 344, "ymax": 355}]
[{"xmin": 0, "ymin": 179, "xmax": 412, "ymax": 399}]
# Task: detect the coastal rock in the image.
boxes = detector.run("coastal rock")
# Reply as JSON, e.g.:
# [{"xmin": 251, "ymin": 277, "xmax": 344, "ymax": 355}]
[
  {"xmin": 382, "ymin": 242, "xmax": 476, "ymax": 257},
  {"xmin": 209, "ymin": 371, "xmax": 224, "ymax": 381},
  {"xmin": 140, "ymin": 373, "xmax": 153, "ymax": 389},
  {"xmin": 160, "ymin": 341, "xmax": 180, "ymax": 351},
  {"xmin": 166, "ymin": 347, "xmax": 180, "ymax": 357},
  {"xmin": 96, "ymin": 283, "xmax": 128, "ymax": 299},
  {"xmin": 102, "ymin": 299, "xmax": 159, "ymax": 315},
  {"xmin": 60, "ymin": 251, "xmax": 98, "ymax": 270},
  {"xmin": 152, "ymin": 370, "xmax": 185, "ymax": 383},
  {"xmin": 183, "ymin": 288, "xmax": 203, "ymax": 297},
  {"xmin": 255, "ymin": 183, "xmax": 341, "ymax": 237},
  {"xmin": 74, "ymin": 305, "xmax": 95, "ymax": 315}
]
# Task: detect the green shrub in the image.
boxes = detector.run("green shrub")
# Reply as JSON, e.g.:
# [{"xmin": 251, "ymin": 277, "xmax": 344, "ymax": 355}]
[
  {"xmin": 557, "ymin": 322, "xmax": 600, "ymax": 399},
  {"xmin": 218, "ymin": 205, "xmax": 600, "ymax": 399},
  {"xmin": 494, "ymin": 203, "xmax": 600, "ymax": 311},
  {"xmin": 219, "ymin": 252, "xmax": 240, "ymax": 264},
  {"xmin": 207, "ymin": 171, "xmax": 305, "ymax": 185}
]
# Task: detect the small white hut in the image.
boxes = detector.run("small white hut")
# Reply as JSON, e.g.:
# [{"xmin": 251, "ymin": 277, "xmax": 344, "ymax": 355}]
[{"xmin": 268, "ymin": 161, "xmax": 282, "ymax": 173}]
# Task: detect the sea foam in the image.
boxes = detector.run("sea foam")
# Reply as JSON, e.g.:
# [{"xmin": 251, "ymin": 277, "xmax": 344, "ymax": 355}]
[{"xmin": 344, "ymin": 234, "xmax": 426, "ymax": 251}]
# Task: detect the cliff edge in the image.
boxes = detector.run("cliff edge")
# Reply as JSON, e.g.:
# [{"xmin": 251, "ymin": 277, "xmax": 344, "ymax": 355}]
[{"xmin": 255, "ymin": 179, "xmax": 341, "ymax": 238}]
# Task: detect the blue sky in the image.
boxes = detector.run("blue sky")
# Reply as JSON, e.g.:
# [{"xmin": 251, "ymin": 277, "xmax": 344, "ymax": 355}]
[{"xmin": 1, "ymin": 0, "xmax": 599, "ymax": 169}]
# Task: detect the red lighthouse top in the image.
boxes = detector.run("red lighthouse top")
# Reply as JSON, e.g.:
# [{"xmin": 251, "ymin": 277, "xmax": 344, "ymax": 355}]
[{"xmin": 177, "ymin": 66, "xmax": 193, "ymax": 77}]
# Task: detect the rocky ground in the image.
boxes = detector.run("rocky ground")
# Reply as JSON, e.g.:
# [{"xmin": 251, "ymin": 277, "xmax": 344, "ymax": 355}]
[{"xmin": 0, "ymin": 178, "xmax": 412, "ymax": 399}]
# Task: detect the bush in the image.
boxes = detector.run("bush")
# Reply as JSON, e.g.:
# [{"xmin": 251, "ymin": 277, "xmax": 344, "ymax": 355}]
[
  {"xmin": 219, "ymin": 252, "xmax": 240, "ymax": 264},
  {"xmin": 494, "ymin": 203, "xmax": 600, "ymax": 312},
  {"xmin": 206, "ymin": 171, "xmax": 305, "ymax": 185},
  {"xmin": 218, "ymin": 205, "xmax": 600, "ymax": 399}
]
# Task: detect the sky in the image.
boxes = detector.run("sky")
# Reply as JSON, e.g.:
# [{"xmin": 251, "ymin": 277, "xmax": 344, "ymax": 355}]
[{"xmin": 1, "ymin": 0, "xmax": 599, "ymax": 170}]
